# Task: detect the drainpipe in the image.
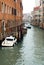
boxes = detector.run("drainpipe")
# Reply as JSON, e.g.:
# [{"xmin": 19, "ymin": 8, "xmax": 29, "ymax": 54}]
[
  {"xmin": 15, "ymin": 0, "xmax": 17, "ymax": 37},
  {"xmin": 2, "ymin": 2, "xmax": 6, "ymax": 39}
]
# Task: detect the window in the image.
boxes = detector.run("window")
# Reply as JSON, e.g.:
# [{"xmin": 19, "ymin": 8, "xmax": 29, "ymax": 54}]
[
  {"xmin": 6, "ymin": 39, "xmax": 13, "ymax": 41},
  {"xmin": 43, "ymin": 7, "xmax": 44, "ymax": 11},
  {"xmin": 39, "ymin": 19, "xmax": 41, "ymax": 22},
  {"xmin": 35, "ymin": 19, "xmax": 37, "ymax": 21},
  {"xmin": 35, "ymin": 15, "xmax": 37, "ymax": 17},
  {"xmin": 14, "ymin": 0, "xmax": 17, "ymax": 2},
  {"xmin": 5, "ymin": 4, "xmax": 6, "ymax": 13},
  {"xmin": 2, "ymin": 2, "xmax": 4, "ymax": 13},
  {"xmin": 2, "ymin": 3, "xmax": 6, "ymax": 13},
  {"xmin": 20, "ymin": 2, "xmax": 23, "ymax": 9},
  {"xmin": 43, "ymin": 1, "xmax": 44, "ymax": 3},
  {"xmin": 14, "ymin": 0, "xmax": 15, "ymax": 1},
  {"xmin": 12, "ymin": 8, "xmax": 16, "ymax": 15},
  {"xmin": 20, "ymin": 2, "xmax": 22, "ymax": 8},
  {"xmin": 12, "ymin": 8, "xmax": 14, "ymax": 14},
  {"xmin": 14, "ymin": 9, "xmax": 16, "ymax": 15}
]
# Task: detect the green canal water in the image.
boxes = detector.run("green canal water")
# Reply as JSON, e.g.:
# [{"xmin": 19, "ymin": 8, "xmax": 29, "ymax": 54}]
[{"xmin": 0, "ymin": 26, "xmax": 44, "ymax": 65}]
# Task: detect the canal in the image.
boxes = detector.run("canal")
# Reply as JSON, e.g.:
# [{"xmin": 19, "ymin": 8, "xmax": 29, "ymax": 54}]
[{"xmin": 0, "ymin": 26, "xmax": 44, "ymax": 65}]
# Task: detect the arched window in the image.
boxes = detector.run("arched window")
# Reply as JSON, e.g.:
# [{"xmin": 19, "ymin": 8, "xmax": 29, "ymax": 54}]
[{"xmin": 2, "ymin": 2, "xmax": 5, "ymax": 13}]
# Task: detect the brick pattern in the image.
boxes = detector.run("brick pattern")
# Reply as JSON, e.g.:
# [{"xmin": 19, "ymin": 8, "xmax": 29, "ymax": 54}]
[{"xmin": 0, "ymin": 0, "xmax": 23, "ymax": 40}]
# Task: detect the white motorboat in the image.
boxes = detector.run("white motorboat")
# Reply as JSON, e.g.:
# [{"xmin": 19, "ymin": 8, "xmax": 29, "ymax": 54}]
[
  {"xmin": 25, "ymin": 24, "xmax": 31, "ymax": 29},
  {"xmin": 2, "ymin": 36, "xmax": 17, "ymax": 47}
]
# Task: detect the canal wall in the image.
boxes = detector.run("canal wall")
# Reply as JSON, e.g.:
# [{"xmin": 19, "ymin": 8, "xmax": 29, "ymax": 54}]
[
  {"xmin": 31, "ymin": 21, "xmax": 44, "ymax": 29},
  {"xmin": 0, "ymin": 23, "xmax": 27, "ymax": 46}
]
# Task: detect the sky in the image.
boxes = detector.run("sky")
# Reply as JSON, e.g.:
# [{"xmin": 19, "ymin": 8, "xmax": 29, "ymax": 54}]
[{"xmin": 22, "ymin": 0, "xmax": 35, "ymax": 14}]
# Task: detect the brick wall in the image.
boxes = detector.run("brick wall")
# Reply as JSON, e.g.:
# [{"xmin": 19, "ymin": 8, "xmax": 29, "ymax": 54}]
[{"xmin": 0, "ymin": 0, "xmax": 23, "ymax": 40}]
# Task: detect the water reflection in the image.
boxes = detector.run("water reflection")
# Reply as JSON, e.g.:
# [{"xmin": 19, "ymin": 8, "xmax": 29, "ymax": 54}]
[
  {"xmin": 0, "ymin": 43, "xmax": 23, "ymax": 65},
  {"xmin": 0, "ymin": 26, "xmax": 44, "ymax": 65}
]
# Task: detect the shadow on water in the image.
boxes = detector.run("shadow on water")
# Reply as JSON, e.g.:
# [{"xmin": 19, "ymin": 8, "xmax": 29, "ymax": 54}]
[
  {"xmin": 0, "ymin": 34, "xmax": 25, "ymax": 65},
  {"xmin": 0, "ymin": 26, "xmax": 44, "ymax": 65}
]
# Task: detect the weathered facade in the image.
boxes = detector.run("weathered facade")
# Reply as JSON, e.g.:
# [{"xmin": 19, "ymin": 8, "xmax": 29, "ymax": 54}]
[
  {"xmin": 31, "ymin": 11, "xmax": 34, "ymax": 25},
  {"xmin": 34, "ymin": 6, "xmax": 40, "ymax": 26},
  {"xmin": 31, "ymin": 0, "xmax": 44, "ymax": 29},
  {"xmin": 0, "ymin": 0, "xmax": 23, "ymax": 41},
  {"xmin": 31, "ymin": 6, "xmax": 40, "ymax": 26},
  {"xmin": 40, "ymin": 0, "xmax": 44, "ymax": 29}
]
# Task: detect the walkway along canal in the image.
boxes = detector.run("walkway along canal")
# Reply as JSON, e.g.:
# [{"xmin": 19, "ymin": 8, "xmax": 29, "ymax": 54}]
[{"xmin": 0, "ymin": 26, "xmax": 44, "ymax": 65}]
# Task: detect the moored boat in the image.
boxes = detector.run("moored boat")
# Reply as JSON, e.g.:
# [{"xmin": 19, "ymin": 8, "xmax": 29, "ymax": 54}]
[{"xmin": 2, "ymin": 36, "xmax": 17, "ymax": 47}]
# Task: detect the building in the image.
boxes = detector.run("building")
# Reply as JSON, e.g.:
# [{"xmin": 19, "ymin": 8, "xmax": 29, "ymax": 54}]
[
  {"xmin": 31, "ymin": 6, "xmax": 40, "ymax": 26},
  {"xmin": 31, "ymin": 0, "xmax": 44, "ymax": 29},
  {"xmin": 39, "ymin": 0, "xmax": 44, "ymax": 29},
  {"xmin": 31, "ymin": 11, "xmax": 35, "ymax": 25},
  {"xmin": 34, "ymin": 6, "xmax": 40, "ymax": 26},
  {"xmin": 0, "ymin": 0, "xmax": 23, "ymax": 41}
]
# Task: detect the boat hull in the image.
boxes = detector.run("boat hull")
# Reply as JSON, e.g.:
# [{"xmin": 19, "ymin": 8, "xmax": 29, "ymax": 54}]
[{"xmin": 2, "ymin": 39, "xmax": 17, "ymax": 47}]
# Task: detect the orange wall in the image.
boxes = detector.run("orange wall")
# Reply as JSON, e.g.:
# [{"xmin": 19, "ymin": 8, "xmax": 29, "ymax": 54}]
[
  {"xmin": 0, "ymin": 0, "xmax": 23, "ymax": 21},
  {"xmin": 0, "ymin": 0, "xmax": 23, "ymax": 33}
]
